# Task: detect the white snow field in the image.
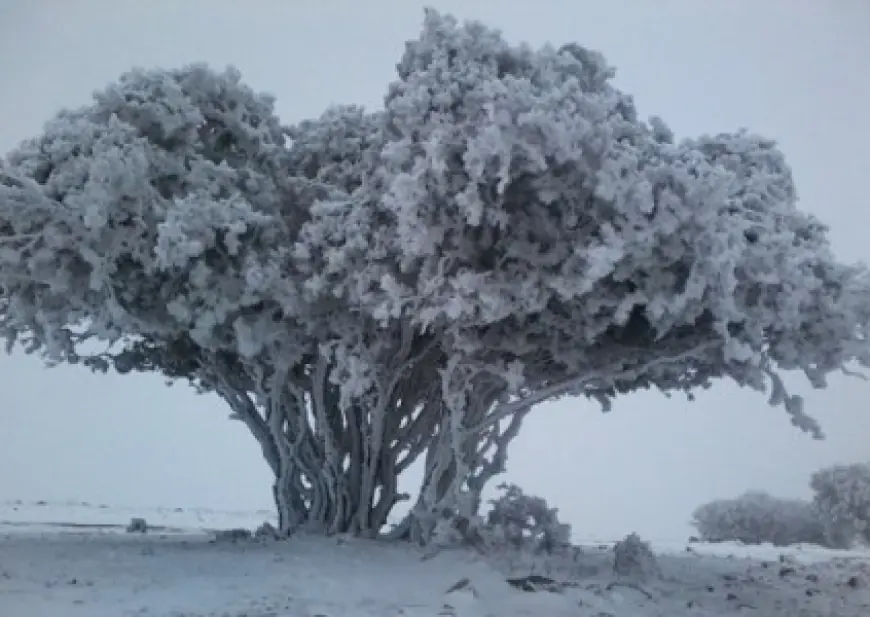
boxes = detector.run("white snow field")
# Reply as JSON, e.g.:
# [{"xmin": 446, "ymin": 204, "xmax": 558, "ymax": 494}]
[{"xmin": 2, "ymin": 501, "xmax": 870, "ymax": 616}]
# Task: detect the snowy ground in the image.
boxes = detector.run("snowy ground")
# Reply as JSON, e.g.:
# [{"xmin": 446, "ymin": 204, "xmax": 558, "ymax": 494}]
[{"xmin": 3, "ymin": 500, "xmax": 870, "ymax": 616}]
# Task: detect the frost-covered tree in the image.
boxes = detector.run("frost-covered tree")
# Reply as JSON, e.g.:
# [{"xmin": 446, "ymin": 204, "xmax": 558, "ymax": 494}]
[
  {"xmin": 691, "ymin": 491, "xmax": 828, "ymax": 547},
  {"xmin": 811, "ymin": 462, "xmax": 870, "ymax": 548},
  {"xmin": 2, "ymin": 9, "xmax": 870, "ymax": 543}
]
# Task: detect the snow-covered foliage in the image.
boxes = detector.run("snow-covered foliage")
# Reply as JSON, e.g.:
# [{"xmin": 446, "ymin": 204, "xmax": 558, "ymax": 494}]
[
  {"xmin": 691, "ymin": 491, "xmax": 828, "ymax": 547},
  {"xmin": 2, "ymin": 8, "xmax": 870, "ymax": 542},
  {"xmin": 211, "ymin": 528, "xmax": 253, "ymax": 543},
  {"xmin": 811, "ymin": 462, "xmax": 870, "ymax": 548},
  {"xmin": 484, "ymin": 483, "xmax": 571, "ymax": 553},
  {"xmin": 612, "ymin": 532, "xmax": 660, "ymax": 580},
  {"xmin": 126, "ymin": 517, "xmax": 147, "ymax": 534},
  {"xmin": 254, "ymin": 521, "xmax": 281, "ymax": 541}
]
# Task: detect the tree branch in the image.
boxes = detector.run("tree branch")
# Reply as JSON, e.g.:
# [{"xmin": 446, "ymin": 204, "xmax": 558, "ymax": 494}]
[{"xmin": 470, "ymin": 340, "xmax": 720, "ymax": 434}]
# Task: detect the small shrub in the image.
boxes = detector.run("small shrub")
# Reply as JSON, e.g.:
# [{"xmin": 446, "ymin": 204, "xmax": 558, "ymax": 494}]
[
  {"xmin": 254, "ymin": 521, "xmax": 281, "ymax": 540},
  {"xmin": 126, "ymin": 517, "xmax": 147, "ymax": 534},
  {"xmin": 613, "ymin": 532, "xmax": 659, "ymax": 580},
  {"xmin": 691, "ymin": 491, "xmax": 827, "ymax": 547},
  {"xmin": 212, "ymin": 528, "xmax": 253, "ymax": 543},
  {"xmin": 484, "ymin": 483, "xmax": 572, "ymax": 554},
  {"xmin": 811, "ymin": 462, "xmax": 870, "ymax": 548},
  {"xmin": 478, "ymin": 484, "xmax": 586, "ymax": 580}
]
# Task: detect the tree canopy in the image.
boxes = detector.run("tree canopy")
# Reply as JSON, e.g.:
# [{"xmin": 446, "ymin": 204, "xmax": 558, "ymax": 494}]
[{"xmin": 1, "ymin": 9, "xmax": 868, "ymax": 541}]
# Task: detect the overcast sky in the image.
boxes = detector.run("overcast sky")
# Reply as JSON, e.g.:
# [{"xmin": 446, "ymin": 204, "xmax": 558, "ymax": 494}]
[{"xmin": 0, "ymin": 0, "xmax": 868, "ymax": 542}]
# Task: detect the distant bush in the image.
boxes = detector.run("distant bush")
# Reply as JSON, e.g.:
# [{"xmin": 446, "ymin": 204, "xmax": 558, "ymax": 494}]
[
  {"xmin": 691, "ymin": 491, "xmax": 828, "ymax": 547},
  {"xmin": 478, "ymin": 483, "xmax": 587, "ymax": 580},
  {"xmin": 613, "ymin": 532, "xmax": 660, "ymax": 580},
  {"xmin": 126, "ymin": 517, "xmax": 147, "ymax": 534},
  {"xmin": 811, "ymin": 462, "xmax": 870, "ymax": 548},
  {"xmin": 484, "ymin": 483, "xmax": 572, "ymax": 554}
]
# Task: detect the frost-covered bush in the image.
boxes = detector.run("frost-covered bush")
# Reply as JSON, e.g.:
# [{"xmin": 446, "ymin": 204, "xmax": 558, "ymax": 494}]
[
  {"xmin": 126, "ymin": 517, "xmax": 147, "ymax": 534},
  {"xmin": 479, "ymin": 484, "xmax": 585, "ymax": 580},
  {"xmin": 691, "ymin": 491, "xmax": 827, "ymax": 547},
  {"xmin": 613, "ymin": 533, "xmax": 660, "ymax": 580},
  {"xmin": 484, "ymin": 483, "xmax": 572, "ymax": 553},
  {"xmin": 811, "ymin": 463, "xmax": 870, "ymax": 548},
  {"xmin": 254, "ymin": 521, "xmax": 281, "ymax": 541},
  {"xmin": 212, "ymin": 528, "xmax": 253, "ymax": 543}
]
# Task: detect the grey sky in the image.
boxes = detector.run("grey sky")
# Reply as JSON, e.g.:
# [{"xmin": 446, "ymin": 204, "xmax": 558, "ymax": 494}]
[{"xmin": 1, "ymin": 0, "xmax": 868, "ymax": 542}]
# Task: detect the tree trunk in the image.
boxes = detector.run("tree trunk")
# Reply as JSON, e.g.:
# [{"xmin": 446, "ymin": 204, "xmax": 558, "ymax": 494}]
[
  {"xmin": 266, "ymin": 446, "xmax": 399, "ymax": 537},
  {"xmin": 213, "ymin": 349, "xmax": 522, "ymax": 544},
  {"xmin": 262, "ymin": 388, "xmax": 407, "ymax": 538},
  {"xmin": 387, "ymin": 385, "xmax": 528, "ymax": 545}
]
